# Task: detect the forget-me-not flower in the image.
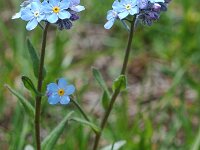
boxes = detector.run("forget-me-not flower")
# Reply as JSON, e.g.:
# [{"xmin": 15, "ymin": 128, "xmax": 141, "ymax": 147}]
[
  {"xmin": 46, "ymin": 78, "xmax": 75, "ymax": 105},
  {"xmin": 12, "ymin": 0, "xmax": 40, "ymax": 19},
  {"xmin": 21, "ymin": 2, "xmax": 45, "ymax": 30},
  {"xmin": 42, "ymin": 0, "xmax": 71, "ymax": 23},
  {"xmin": 112, "ymin": 0, "xmax": 139, "ymax": 20}
]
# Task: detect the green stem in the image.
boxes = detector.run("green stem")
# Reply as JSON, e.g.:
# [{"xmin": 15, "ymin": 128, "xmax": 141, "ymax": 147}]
[
  {"xmin": 35, "ymin": 23, "xmax": 49, "ymax": 150},
  {"xmin": 71, "ymin": 98, "xmax": 90, "ymax": 122},
  {"xmin": 92, "ymin": 18, "xmax": 136, "ymax": 150}
]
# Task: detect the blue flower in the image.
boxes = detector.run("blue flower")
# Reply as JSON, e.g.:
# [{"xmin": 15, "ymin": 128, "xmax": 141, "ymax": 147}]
[
  {"xmin": 46, "ymin": 78, "xmax": 75, "ymax": 105},
  {"xmin": 42, "ymin": 0, "xmax": 71, "ymax": 23},
  {"xmin": 112, "ymin": 0, "xmax": 139, "ymax": 20},
  {"xmin": 12, "ymin": 0, "xmax": 40, "ymax": 19},
  {"xmin": 104, "ymin": 10, "xmax": 118, "ymax": 29},
  {"xmin": 20, "ymin": 2, "xmax": 45, "ymax": 30}
]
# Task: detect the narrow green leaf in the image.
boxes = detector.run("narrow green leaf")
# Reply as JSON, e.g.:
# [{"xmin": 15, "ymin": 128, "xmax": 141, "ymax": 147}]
[
  {"xmin": 191, "ymin": 125, "xmax": 200, "ymax": 150},
  {"xmin": 71, "ymin": 117, "xmax": 100, "ymax": 134},
  {"xmin": 27, "ymin": 39, "xmax": 46, "ymax": 79},
  {"xmin": 112, "ymin": 75, "xmax": 127, "ymax": 91},
  {"xmin": 21, "ymin": 75, "xmax": 41, "ymax": 96},
  {"xmin": 101, "ymin": 91, "xmax": 110, "ymax": 110},
  {"xmin": 5, "ymin": 84, "xmax": 35, "ymax": 118},
  {"xmin": 92, "ymin": 67, "xmax": 110, "ymax": 96},
  {"xmin": 42, "ymin": 111, "xmax": 74, "ymax": 150},
  {"xmin": 101, "ymin": 140, "xmax": 127, "ymax": 150}
]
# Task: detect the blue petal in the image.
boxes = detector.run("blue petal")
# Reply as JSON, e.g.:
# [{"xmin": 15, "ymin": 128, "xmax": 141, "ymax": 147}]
[
  {"xmin": 150, "ymin": 0, "xmax": 164, "ymax": 3},
  {"xmin": 70, "ymin": 0, "xmax": 80, "ymax": 7},
  {"xmin": 64, "ymin": 85, "xmax": 75, "ymax": 95},
  {"xmin": 129, "ymin": 7, "xmax": 139, "ymax": 15},
  {"xmin": 118, "ymin": 11, "xmax": 129, "ymax": 19},
  {"xmin": 42, "ymin": 3, "xmax": 53, "ymax": 13},
  {"xmin": 12, "ymin": 12, "xmax": 21, "ymax": 19},
  {"xmin": 60, "ymin": 95, "xmax": 70, "ymax": 105},
  {"xmin": 58, "ymin": 78, "xmax": 68, "ymax": 88},
  {"xmin": 104, "ymin": 19, "xmax": 115, "ymax": 29},
  {"xmin": 47, "ymin": 83, "xmax": 58, "ymax": 93},
  {"xmin": 21, "ymin": 9, "xmax": 34, "ymax": 21},
  {"xmin": 59, "ymin": 0, "xmax": 70, "ymax": 10},
  {"xmin": 112, "ymin": 1, "xmax": 124, "ymax": 12},
  {"xmin": 106, "ymin": 10, "xmax": 117, "ymax": 20},
  {"xmin": 47, "ymin": 13, "xmax": 58, "ymax": 23},
  {"xmin": 70, "ymin": 5, "xmax": 85, "ymax": 12},
  {"xmin": 58, "ymin": 10, "xmax": 71, "ymax": 19},
  {"xmin": 31, "ymin": 2, "xmax": 40, "ymax": 11},
  {"xmin": 37, "ymin": 14, "xmax": 46, "ymax": 22},
  {"xmin": 138, "ymin": 0, "xmax": 148, "ymax": 9},
  {"xmin": 49, "ymin": 0, "xmax": 59, "ymax": 6},
  {"xmin": 26, "ymin": 19, "xmax": 38, "ymax": 30},
  {"xmin": 48, "ymin": 94, "xmax": 60, "ymax": 105}
]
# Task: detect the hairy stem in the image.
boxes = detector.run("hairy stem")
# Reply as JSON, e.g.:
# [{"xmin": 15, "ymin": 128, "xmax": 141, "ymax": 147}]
[
  {"xmin": 35, "ymin": 23, "xmax": 49, "ymax": 150},
  {"xmin": 71, "ymin": 98, "xmax": 90, "ymax": 122},
  {"xmin": 92, "ymin": 18, "xmax": 136, "ymax": 150}
]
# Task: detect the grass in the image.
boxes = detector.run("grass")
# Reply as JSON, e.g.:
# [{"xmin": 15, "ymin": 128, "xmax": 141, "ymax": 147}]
[{"xmin": 0, "ymin": 0, "xmax": 200, "ymax": 149}]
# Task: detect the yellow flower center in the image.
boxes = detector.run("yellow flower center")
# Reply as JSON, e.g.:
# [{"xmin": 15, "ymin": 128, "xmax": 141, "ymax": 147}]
[
  {"xmin": 58, "ymin": 89, "xmax": 65, "ymax": 96},
  {"xmin": 53, "ymin": 6, "xmax": 60, "ymax": 13},
  {"xmin": 34, "ymin": 11, "xmax": 39, "ymax": 17},
  {"xmin": 125, "ymin": 4, "xmax": 131, "ymax": 10}
]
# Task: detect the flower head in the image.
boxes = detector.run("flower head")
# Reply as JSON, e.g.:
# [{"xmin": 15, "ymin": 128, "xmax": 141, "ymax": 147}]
[
  {"xmin": 42, "ymin": 0, "xmax": 71, "ymax": 23},
  {"xmin": 112, "ymin": 0, "xmax": 139, "ymax": 19},
  {"xmin": 12, "ymin": 0, "xmax": 40, "ymax": 19},
  {"xmin": 20, "ymin": 2, "xmax": 45, "ymax": 30},
  {"xmin": 12, "ymin": 0, "xmax": 85, "ymax": 30},
  {"xmin": 46, "ymin": 78, "xmax": 75, "ymax": 105},
  {"xmin": 104, "ymin": 0, "xmax": 171, "ymax": 29}
]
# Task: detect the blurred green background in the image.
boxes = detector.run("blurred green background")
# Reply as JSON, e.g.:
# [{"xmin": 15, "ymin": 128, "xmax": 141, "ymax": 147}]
[{"xmin": 1, "ymin": 0, "xmax": 200, "ymax": 149}]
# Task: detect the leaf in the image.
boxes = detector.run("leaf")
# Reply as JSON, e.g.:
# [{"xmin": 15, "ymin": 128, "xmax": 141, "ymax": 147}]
[
  {"xmin": 27, "ymin": 39, "xmax": 46, "ymax": 79},
  {"xmin": 191, "ymin": 124, "xmax": 200, "ymax": 150},
  {"xmin": 112, "ymin": 75, "xmax": 127, "ymax": 91},
  {"xmin": 101, "ymin": 140, "xmax": 127, "ymax": 150},
  {"xmin": 21, "ymin": 76, "xmax": 41, "ymax": 96},
  {"xmin": 71, "ymin": 117, "xmax": 100, "ymax": 134},
  {"xmin": 5, "ymin": 84, "xmax": 35, "ymax": 118},
  {"xmin": 42, "ymin": 111, "xmax": 74, "ymax": 150},
  {"xmin": 92, "ymin": 67, "xmax": 110, "ymax": 96},
  {"xmin": 101, "ymin": 90, "xmax": 110, "ymax": 110}
]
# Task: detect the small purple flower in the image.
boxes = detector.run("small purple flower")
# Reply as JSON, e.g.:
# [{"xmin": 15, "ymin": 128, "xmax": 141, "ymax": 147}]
[
  {"xmin": 152, "ymin": 3, "xmax": 161, "ymax": 11},
  {"xmin": 56, "ymin": 19, "xmax": 73, "ymax": 30},
  {"xmin": 46, "ymin": 78, "xmax": 75, "ymax": 105}
]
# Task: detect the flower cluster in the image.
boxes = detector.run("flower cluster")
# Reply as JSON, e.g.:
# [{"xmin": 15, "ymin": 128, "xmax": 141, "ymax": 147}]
[
  {"xmin": 46, "ymin": 78, "xmax": 75, "ymax": 105},
  {"xmin": 104, "ymin": 0, "xmax": 171, "ymax": 29},
  {"xmin": 12, "ymin": 0, "xmax": 85, "ymax": 31}
]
